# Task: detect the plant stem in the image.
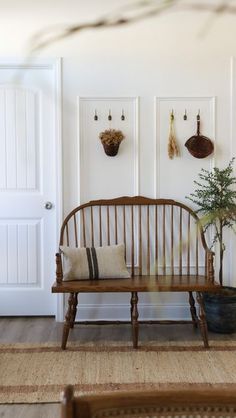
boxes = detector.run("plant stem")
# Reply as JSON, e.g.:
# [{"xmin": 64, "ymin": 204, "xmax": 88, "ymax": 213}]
[{"xmin": 219, "ymin": 220, "xmax": 224, "ymax": 286}]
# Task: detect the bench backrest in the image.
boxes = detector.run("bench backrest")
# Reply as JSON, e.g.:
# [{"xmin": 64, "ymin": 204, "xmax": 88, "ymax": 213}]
[
  {"xmin": 61, "ymin": 385, "xmax": 236, "ymax": 418},
  {"xmin": 59, "ymin": 196, "xmax": 210, "ymax": 277}
]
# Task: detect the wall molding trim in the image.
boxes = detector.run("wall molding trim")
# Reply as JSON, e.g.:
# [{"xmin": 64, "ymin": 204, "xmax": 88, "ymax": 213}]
[
  {"xmin": 154, "ymin": 96, "xmax": 216, "ymax": 198},
  {"xmin": 75, "ymin": 302, "xmax": 191, "ymax": 321},
  {"xmin": 77, "ymin": 96, "xmax": 140, "ymax": 205},
  {"xmin": 0, "ymin": 57, "xmax": 61, "ymax": 70}
]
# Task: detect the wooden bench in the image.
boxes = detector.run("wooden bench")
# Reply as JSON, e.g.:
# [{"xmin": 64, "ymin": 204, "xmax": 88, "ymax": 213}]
[
  {"xmin": 61, "ymin": 385, "xmax": 236, "ymax": 418},
  {"xmin": 52, "ymin": 196, "xmax": 220, "ymax": 350}
]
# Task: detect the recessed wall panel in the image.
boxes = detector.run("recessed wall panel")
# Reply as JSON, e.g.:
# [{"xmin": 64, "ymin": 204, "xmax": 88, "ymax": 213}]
[
  {"xmin": 155, "ymin": 97, "xmax": 215, "ymax": 200},
  {"xmin": 78, "ymin": 97, "xmax": 139, "ymax": 202}
]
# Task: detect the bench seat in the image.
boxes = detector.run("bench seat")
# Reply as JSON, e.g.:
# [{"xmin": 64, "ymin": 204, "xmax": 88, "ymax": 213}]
[{"xmin": 52, "ymin": 275, "xmax": 220, "ymax": 293}]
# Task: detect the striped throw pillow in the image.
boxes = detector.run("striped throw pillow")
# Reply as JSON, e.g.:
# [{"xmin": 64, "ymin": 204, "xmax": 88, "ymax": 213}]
[{"xmin": 60, "ymin": 244, "xmax": 130, "ymax": 281}]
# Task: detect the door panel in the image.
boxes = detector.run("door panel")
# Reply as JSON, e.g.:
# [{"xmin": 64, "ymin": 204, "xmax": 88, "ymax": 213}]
[
  {"xmin": 0, "ymin": 87, "xmax": 39, "ymax": 191},
  {"xmin": 0, "ymin": 60, "xmax": 61, "ymax": 315},
  {"xmin": 0, "ymin": 220, "xmax": 40, "ymax": 285}
]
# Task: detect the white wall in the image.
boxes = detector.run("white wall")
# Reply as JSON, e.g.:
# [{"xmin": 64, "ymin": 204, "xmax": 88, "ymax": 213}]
[{"xmin": 1, "ymin": 0, "xmax": 236, "ymax": 320}]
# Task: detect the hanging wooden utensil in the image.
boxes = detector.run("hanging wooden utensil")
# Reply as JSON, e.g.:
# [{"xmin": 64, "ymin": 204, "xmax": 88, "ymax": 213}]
[{"xmin": 185, "ymin": 116, "xmax": 214, "ymax": 159}]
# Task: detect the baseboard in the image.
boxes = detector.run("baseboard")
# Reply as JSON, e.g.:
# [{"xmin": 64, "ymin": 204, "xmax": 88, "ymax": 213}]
[{"xmin": 75, "ymin": 303, "xmax": 191, "ymax": 321}]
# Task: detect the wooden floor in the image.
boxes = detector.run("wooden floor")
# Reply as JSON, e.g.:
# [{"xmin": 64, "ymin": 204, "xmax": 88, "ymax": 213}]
[{"xmin": 0, "ymin": 317, "xmax": 235, "ymax": 418}]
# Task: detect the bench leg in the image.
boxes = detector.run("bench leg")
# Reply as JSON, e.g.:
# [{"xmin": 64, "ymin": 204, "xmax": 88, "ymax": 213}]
[
  {"xmin": 70, "ymin": 293, "xmax": 78, "ymax": 329},
  {"xmin": 130, "ymin": 291, "xmax": 139, "ymax": 349},
  {"xmin": 188, "ymin": 291, "xmax": 198, "ymax": 329},
  {"xmin": 196, "ymin": 291, "xmax": 209, "ymax": 349},
  {"xmin": 61, "ymin": 293, "xmax": 75, "ymax": 350}
]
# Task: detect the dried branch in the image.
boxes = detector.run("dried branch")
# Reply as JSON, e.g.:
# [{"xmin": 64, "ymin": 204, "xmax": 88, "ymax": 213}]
[
  {"xmin": 28, "ymin": 0, "xmax": 236, "ymax": 53},
  {"xmin": 29, "ymin": 0, "xmax": 178, "ymax": 52}
]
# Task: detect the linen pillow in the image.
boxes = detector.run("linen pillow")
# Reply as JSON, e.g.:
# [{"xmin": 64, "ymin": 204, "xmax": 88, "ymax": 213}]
[{"xmin": 60, "ymin": 243, "xmax": 130, "ymax": 281}]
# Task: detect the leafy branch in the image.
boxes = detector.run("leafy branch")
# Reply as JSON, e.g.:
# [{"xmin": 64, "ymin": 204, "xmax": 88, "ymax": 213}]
[{"xmin": 186, "ymin": 159, "xmax": 236, "ymax": 286}]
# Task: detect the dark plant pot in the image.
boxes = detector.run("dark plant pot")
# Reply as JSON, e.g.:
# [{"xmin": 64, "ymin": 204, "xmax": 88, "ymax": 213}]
[
  {"xmin": 102, "ymin": 143, "xmax": 120, "ymax": 157},
  {"xmin": 203, "ymin": 287, "xmax": 236, "ymax": 333}
]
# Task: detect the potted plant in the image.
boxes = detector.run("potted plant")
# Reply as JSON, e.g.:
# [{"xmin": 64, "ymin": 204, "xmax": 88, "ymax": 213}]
[
  {"xmin": 99, "ymin": 129, "xmax": 125, "ymax": 156},
  {"xmin": 187, "ymin": 159, "xmax": 236, "ymax": 333}
]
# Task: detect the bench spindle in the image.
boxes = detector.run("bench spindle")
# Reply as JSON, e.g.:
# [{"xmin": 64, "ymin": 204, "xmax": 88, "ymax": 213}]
[
  {"xmin": 179, "ymin": 207, "xmax": 182, "ymax": 276},
  {"xmin": 196, "ymin": 223, "xmax": 199, "ymax": 276},
  {"xmin": 123, "ymin": 205, "xmax": 127, "ymax": 262},
  {"xmin": 115, "ymin": 206, "xmax": 118, "ymax": 245},
  {"xmin": 99, "ymin": 206, "xmax": 102, "ymax": 246},
  {"xmin": 147, "ymin": 205, "xmax": 150, "ymax": 275},
  {"xmin": 139, "ymin": 205, "xmax": 142, "ymax": 276},
  {"xmin": 82, "ymin": 209, "xmax": 86, "ymax": 247},
  {"xmin": 171, "ymin": 205, "xmax": 174, "ymax": 275},
  {"xmin": 187, "ymin": 213, "xmax": 190, "ymax": 275},
  {"xmin": 66, "ymin": 224, "xmax": 69, "ymax": 246},
  {"xmin": 107, "ymin": 206, "xmax": 110, "ymax": 246},
  {"xmin": 162, "ymin": 205, "xmax": 166, "ymax": 275},
  {"xmin": 131, "ymin": 205, "xmax": 134, "ymax": 277},
  {"xmin": 155, "ymin": 205, "xmax": 158, "ymax": 275},
  {"xmin": 90, "ymin": 207, "xmax": 94, "ymax": 247},
  {"xmin": 73, "ymin": 214, "xmax": 78, "ymax": 247}
]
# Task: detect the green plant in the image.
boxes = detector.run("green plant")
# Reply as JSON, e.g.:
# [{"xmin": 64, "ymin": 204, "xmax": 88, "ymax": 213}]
[{"xmin": 187, "ymin": 159, "xmax": 236, "ymax": 286}]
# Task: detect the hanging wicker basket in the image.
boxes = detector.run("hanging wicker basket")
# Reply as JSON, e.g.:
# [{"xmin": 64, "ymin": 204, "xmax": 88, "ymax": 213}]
[
  {"xmin": 99, "ymin": 129, "xmax": 125, "ymax": 157},
  {"xmin": 102, "ymin": 143, "xmax": 120, "ymax": 157}
]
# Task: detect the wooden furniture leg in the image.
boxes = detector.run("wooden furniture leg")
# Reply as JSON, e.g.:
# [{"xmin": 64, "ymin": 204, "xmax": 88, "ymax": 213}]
[
  {"xmin": 130, "ymin": 293, "xmax": 134, "ymax": 320},
  {"xmin": 70, "ymin": 293, "xmax": 78, "ymax": 329},
  {"xmin": 131, "ymin": 291, "xmax": 139, "ymax": 349},
  {"xmin": 62, "ymin": 293, "xmax": 75, "ymax": 350},
  {"xmin": 196, "ymin": 291, "xmax": 209, "ymax": 348},
  {"xmin": 188, "ymin": 291, "xmax": 198, "ymax": 328}
]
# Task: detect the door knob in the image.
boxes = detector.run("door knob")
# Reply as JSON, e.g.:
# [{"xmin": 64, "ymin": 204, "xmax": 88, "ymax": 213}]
[{"xmin": 44, "ymin": 201, "xmax": 53, "ymax": 210}]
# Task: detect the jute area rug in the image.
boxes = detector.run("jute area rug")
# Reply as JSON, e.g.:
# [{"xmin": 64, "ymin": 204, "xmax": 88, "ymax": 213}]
[{"xmin": 1, "ymin": 340, "xmax": 236, "ymax": 404}]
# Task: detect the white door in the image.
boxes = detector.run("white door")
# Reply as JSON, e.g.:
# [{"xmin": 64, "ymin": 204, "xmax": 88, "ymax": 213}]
[{"xmin": 0, "ymin": 59, "xmax": 61, "ymax": 315}]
